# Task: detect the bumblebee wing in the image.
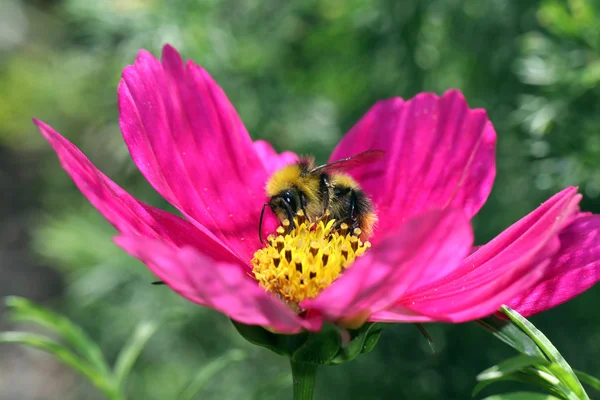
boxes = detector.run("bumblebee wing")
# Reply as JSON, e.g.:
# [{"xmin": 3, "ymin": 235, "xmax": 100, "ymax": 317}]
[{"xmin": 309, "ymin": 150, "xmax": 385, "ymax": 174}]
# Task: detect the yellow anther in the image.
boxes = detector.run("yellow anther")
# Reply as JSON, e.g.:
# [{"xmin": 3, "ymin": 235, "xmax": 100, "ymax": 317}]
[
  {"xmin": 276, "ymin": 236, "xmax": 285, "ymax": 251},
  {"xmin": 252, "ymin": 216, "xmax": 371, "ymax": 308},
  {"xmin": 309, "ymin": 242, "xmax": 319, "ymax": 256},
  {"xmin": 296, "ymin": 209, "xmax": 306, "ymax": 225},
  {"xmin": 339, "ymin": 223, "xmax": 349, "ymax": 236},
  {"xmin": 349, "ymin": 236, "xmax": 359, "ymax": 252}
]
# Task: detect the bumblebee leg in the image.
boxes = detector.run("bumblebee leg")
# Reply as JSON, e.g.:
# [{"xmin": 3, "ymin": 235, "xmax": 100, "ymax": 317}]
[
  {"xmin": 320, "ymin": 174, "xmax": 330, "ymax": 215},
  {"xmin": 348, "ymin": 189, "xmax": 360, "ymax": 231},
  {"xmin": 299, "ymin": 191, "xmax": 308, "ymax": 218},
  {"xmin": 281, "ymin": 200, "xmax": 296, "ymax": 233},
  {"xmin": 349, "ymin": 189, "xmax": 357, "ymax": 218}
]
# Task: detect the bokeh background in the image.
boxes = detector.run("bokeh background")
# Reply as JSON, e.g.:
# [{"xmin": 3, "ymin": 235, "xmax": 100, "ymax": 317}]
[{"xmin": 1, "ymin": 0, "xmax": 600, "ymax": 399}]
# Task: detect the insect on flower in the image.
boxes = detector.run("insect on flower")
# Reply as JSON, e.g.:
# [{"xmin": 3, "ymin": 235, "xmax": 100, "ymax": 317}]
[
  {"xmin": 35, "ymin": 44, "xmax": 600, "ymax": 334},
  {"xmin": 259, "ymin": 149, "xmax": 384, "ymax": 244}
]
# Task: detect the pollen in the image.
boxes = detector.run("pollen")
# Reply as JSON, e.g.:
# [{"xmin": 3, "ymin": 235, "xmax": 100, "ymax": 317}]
[{"xmin": 252, "ymin": 211, "xmax": 371, "ymax": 310}]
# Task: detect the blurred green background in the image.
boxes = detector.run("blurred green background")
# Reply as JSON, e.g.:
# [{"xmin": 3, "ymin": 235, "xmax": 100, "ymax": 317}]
[{"xmin": 1, "ymin": 0, "xmax": 600, "ymax": 399}]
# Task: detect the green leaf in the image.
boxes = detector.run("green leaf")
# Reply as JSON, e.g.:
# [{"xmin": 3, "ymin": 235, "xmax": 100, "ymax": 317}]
[
  {"xmin": 0, "ymin": 332, "xmax": 116, "ymax": 397},
  {"xmin": 178, "ymin": 349, "xmax": 246, "ymax": 400},
  {"xmin": 500, "ymin": 306, "xmax": 588, "ymax": 399},
  {"xmin": 5, "ymin": 296, "xmax": 111, "ymax": 377},
  {"xmin": 232, "ymin": 320, "xmax": 382, "ymax": 365},
  {"xmin": 477, "ymin": 354, "xmax": 550, "ymax": 381},
  {"xmin": 415, "ymin": 323, "xmax": 436, "ymax": 354},
  {"xmin": 575, "ymin": 370, "xmax": 600, "ymax": 392},
  {"xmin": 482, "ymin": 392, "xmax": 562, "ymax": 400},
  {"xmin": 330, "ymin": 322, "xmax": 382, "ymax": 364},
  {"xmin": 113, "ymin": 320, "xmax": 160, "ymax": 391},
  {"xmin": 360, "ymin": 322, "xmax": 383, "ymax": 354},
  {"xmin": 473, "ymin": 369, "xmax": 562, "ymax": 398},
  {"xmin": 477, "ymin": 316, "xmax": 546, "ymax": 358},
  {"xmin": 231, "ymin": 320, "xmax": 305, "ymax": 357},
  {"xmin": 291, "ymin": 324, "xmax": 341, "ymax": 365}
]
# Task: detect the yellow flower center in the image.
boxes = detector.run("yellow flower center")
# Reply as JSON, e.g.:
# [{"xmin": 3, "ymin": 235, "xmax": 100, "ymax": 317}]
[{"xmin": 252, "ymin": 211, "xmax": 371, "ymax": 311}]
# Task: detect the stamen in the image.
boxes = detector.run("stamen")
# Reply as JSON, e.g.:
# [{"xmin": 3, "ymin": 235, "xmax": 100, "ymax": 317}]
[
  {"xmin": 322, "ymin": 249, "xmax": 330, "ymax": 266},
  {"xmin": 276, "ymin": 236, "xmax": 285, "ymax": 252},
  {"xmin": 252, "ymin": 215, "xmax": 371, "ymax": 308},
  {"xmin": 294, "ymin": 256, "xmax": 303, "ymax": 273},
  {"xmin": 341, "ymin": 244, "xmax": 349, "ymax": 260},
  {"xmin": 296, "ymin": 210, "xmax": 306, "ymax": 225},
  {"xmin": 309, "ymin": 242, "xmax": 319, "ymax": 256},
  {"xmin": 339, "ymin": 223, "xmax": 349, "ymax": 236},
  {"xmin": 284, "ymin": 247, "xmax": 292, "ymax": 262},
  {"xmin": 350, "ymin": 236, "xmax": 359, "ymax": 252}
]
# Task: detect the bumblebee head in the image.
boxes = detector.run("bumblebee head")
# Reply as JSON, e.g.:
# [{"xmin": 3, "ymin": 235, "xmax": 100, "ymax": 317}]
[
  {"xmin": 269, "ymin": 189, "xmax": 301, "ymax": 221},
  {"xmin": 259, "ymin": 190, "xmax": 300, "ymax": 245},
  {"xmin": 260, "ymin": 163, "xmax": 306, "ymax": 244}
]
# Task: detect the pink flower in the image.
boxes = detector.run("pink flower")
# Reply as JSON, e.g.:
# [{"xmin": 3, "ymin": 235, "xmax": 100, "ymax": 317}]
[{"xmin": 35, "ymin": 45, "xmax": 600, "ymax": 334}]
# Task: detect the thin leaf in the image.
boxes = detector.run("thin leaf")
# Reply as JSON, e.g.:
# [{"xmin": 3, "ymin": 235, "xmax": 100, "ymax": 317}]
[
  {"xmin": 477, "ymin": 316, "xmax": 545, "ymax": 358},
  {"xmin": 414, "ymin": 323, "xmax": 436, "ymax": 354},
  {"xmin": 178, "ymin": 349, "xmax": 246, "ymax": 400},
  {"xmin": 473, "ymin": 370, "xmax": 563, "ymax": 398},
  {"xmin": 527, "ymin": 365, "xmax": 581, "ymax": 400},
  {"xmin": 575, "ymin": 370, "xmax": 600, "ymax": 392},
  {"xmin": 0, "ymin": 332, "xmax": 118, "ymax": 398},
  {"xmin": 482, "ymin": 392, "xmax": 562, "ymax": 400},
  {"xmin": 113, "ymin": 320, "xmax": 160, "ymax": 391},
  {"xmin": 477, "ymin": 354, "xmax": 549, "ymax": 381},
  {"xmin": 5, "ymin": 296, "xmax": 111, "ymax": 376},
  {"xmin": 500, "ymin": 306, "xmax": 588, "ymax": 400}
]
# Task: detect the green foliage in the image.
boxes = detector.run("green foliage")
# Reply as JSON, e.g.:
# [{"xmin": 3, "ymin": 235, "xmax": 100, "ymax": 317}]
[
  {"xmin": 1, "ymin": 297, "xmax": 130, "ymax": 399},
  {"xmin": 475, "ymin": 307, "xmax": 600, "ymax": 400},
  {"xmin": 0, "ymin": 297, "xmax": 246, "ymax": 400},
  {"xmin": 482, "ymin": 393, "xmax": 562, "ymax": 400},
  {"xmin": 575, "ymin": 370, "xmax": 600, "ymax": 393},
  {"xmin": 232, "ymin": 321, "xmax": 381, "ymax": 365}
]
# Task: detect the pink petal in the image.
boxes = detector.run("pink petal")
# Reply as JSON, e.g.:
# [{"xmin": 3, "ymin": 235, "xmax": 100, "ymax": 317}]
[
  {"xmin": 375, "ymin": 187, "xmax": 581, "ymax": 323},
  {"xmin": 119, "ymin": 45, "xmax": 269, "ymax": 262},
  {"xmin": 34, "ymin": 119, "xmax": 240, "ymax": 265},
  {"xmin": 253, "ymin": 140, "xmax": 298, "ymax": 175},
  {"xmin": 329, "ymin": 90, "xmax": 496, "ymax": 242},
  {"xmin": 115, "ymin": 235, "xmax": 317, "ymax": 333},
  {"xmin": 506, "ymin": 213, "xmax": 600, "ymax": 316},
  {"xmin": 300, "ymin": 209, "xmax": 473, "ymax": 320}
]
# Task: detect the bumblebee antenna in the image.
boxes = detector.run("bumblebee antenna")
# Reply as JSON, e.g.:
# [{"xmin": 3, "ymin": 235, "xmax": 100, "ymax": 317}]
[{"xmin": 259, "ymin": 203, "xmax": 268, "ymax": 245}]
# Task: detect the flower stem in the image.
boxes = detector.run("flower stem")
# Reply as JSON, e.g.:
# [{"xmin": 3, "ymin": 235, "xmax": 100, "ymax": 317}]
[{"xmin": 290, "ymin": 360, "xmax": 318, "ymax": 400}]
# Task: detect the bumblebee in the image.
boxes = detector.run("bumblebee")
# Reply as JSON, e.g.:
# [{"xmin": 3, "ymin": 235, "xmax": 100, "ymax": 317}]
[{"xmin": 259, "ymin": 150, "xmax": 384, "ymax": 243}]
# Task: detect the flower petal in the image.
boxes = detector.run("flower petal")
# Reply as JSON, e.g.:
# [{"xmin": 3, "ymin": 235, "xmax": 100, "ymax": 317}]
[
  {"xmin": 506, "ymin": 213, "xmax": 600, "ymax": 316},
  {"xmin": 119, "ymin": 45, "xmax": 268, "ymax": 261},
  {"xmin": 329, "ymin": 90, "xmax": 496, "ymax": 241},
  {"xmin": 115, "ymin": 235, "xmax": 317, "ymax": 333},
  {"xmin": 378, "ymin": 187, "xmax": 581, "ymax": 323},
  {"xmin": 300, "ymin": 209, "xmax": 473, "ymax": 320},
  {"xmin": 253, "ymin": 140, "xmax": 298, "ymax": 175},
  {"xmin": 34, "ymin": 119, "xmax": 239, "ymax": 264}
]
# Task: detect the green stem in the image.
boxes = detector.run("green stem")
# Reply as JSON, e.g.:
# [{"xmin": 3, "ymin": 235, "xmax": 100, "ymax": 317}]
[{"xmin": 290, "ymin": 360, "xmax": 318, "ymax": 400}]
